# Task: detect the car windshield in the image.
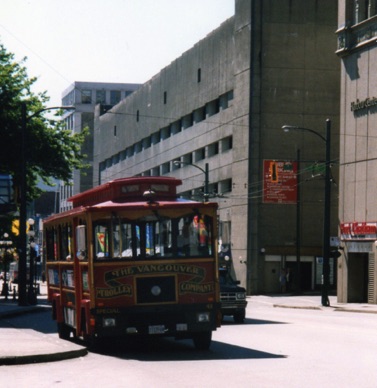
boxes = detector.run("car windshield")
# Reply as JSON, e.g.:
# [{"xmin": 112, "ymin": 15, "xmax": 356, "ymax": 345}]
[{"xmin": 219, "ymin": 270, "xmax": 237, "ymax": 285}]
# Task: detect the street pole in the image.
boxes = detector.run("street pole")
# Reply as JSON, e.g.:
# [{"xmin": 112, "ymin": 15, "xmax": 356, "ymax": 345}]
[
  {"xmin": 282, "ymin": 119, "xmax": 332, "ymax": 306},
  {"xmin": 321, "ymin": 119, "xmax": 331, "ymax": 307},
  {"xmin": 296, "ymin": 149, "xmax": 301, "ymax": 293},
  {"xmin": 18, "ymin": 102, "xmax": 28, "ymax": 305},
  {"xmin": 204, "ymin": 163, "xmax": 209, "ymax": 202}
]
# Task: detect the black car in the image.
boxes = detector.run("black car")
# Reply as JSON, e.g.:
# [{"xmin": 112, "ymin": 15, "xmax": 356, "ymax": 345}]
[{"xmin": 219, "ymin": 267, "xmax": 247, "ymax": 323}]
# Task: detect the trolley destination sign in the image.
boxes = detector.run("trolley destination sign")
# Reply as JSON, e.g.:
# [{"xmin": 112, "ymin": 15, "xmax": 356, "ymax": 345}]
[{"xmin": 263, "ymin": 160, "xmax": 298, "ymax": 204}]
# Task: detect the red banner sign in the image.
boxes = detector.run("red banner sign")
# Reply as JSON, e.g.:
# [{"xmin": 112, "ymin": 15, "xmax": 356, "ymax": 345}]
[{"xmin": 263, "ymin": 160, "xmax": 297, "ymax": 204}]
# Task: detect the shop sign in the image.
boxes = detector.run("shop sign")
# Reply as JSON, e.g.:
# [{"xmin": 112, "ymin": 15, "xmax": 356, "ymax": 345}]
[
  {"xmin": 340, "ymin": 222, "xmax": 377, "ymax": 240},
  {"xmin": 351, "ymin": 97, "xmax": 377, "ymax": 112}
]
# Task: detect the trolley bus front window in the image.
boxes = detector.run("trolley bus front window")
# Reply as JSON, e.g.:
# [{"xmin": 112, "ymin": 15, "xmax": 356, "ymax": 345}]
[{"xmin": 93, "ymin": 212, "xmax": 213, "ymax": 261}]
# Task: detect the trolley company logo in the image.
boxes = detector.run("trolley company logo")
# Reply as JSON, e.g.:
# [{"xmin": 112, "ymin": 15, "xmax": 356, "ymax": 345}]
[{"xmin": 96, "ymin": 264, "xmax": 213, "ymax": 299}]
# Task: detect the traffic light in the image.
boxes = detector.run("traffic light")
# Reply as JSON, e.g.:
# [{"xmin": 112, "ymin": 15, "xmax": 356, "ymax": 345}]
[
  {"xmin": 12, "ymin": 219, "xmax": 19, "ymax": 236},
  {"xmin": 270, "ymin": 162, "xmax": 278, "ymax": 182}
]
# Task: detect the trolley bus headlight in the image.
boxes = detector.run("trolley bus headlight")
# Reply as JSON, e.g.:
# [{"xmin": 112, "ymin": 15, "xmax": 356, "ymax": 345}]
[
  {"xmin": 103, "ymin": 317, "xmax": 116, "ymax": 327},
  {"xmin": 197, "ymin": 312, "xmax": 210, "ymax": 323}
]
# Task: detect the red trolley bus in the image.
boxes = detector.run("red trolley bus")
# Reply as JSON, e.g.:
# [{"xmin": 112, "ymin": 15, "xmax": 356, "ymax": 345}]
[{"xmin": 44, "ymin": 177, "xmax": 221, "ymax": 349}]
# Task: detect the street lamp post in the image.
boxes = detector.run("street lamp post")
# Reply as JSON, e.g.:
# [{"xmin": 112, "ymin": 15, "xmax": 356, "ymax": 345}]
[
  {"xmin": 18, "ymin": 102, "xmax": 75, "ymax": 306},
  {"xmin": 173, "ymin": 161, "xmax": 209, "ymax": 201},
  {"xmin": 282, "ymin": 119, "xmax": 331, "ymax": 306}
]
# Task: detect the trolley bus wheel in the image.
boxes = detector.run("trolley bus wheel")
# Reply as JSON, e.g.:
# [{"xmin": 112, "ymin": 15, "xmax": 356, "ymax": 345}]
[
  {"xmin": 57, "ymin": 322, "xmax": 71, "ymax": 340},
  {"xmin": 192, "ymin": 331, "xmax": 212, "ymax": 350}
]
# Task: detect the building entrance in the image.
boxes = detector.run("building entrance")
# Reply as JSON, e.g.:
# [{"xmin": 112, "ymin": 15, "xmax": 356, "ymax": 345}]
[
  {"xmin": 348, "ymin": 253, "xmax": 369, "ymax": 303},
  {"xmin": 286, "ymin": 262, "xmax": 312, "ymax": 292}
]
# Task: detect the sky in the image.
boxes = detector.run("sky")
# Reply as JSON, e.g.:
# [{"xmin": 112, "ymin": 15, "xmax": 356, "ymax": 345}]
[{"xmin": 1, "ymin": 0, "xmax": 234, "ymax": 107}]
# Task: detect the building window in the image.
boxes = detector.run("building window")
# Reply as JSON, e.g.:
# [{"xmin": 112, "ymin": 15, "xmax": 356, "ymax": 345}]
[
  {"xmin": 151, "ymin": 131, "xmax": 160, "ymax": 145},
  {"xmin": 206, "ymin": 99, "xmax": 220, "ymax": 117},
  {"xmin": 135, "ymin": 141, "xmax": 142, "ymax": 154},
  {"xmin": 127, "ymin": 146, "xmax": 135, "ymax": 157},
  {"xmin": 163, "ymin": 91, "xmax": 167, "ymax": 104},
  {"xmin": 96, "ymin": 90, "xmax": 106, "ymax": 104},
  {"xmin": 194, "ymin": 148, "xmax": 205, "ymax": 162},
  {"xmin": 81, "ymin": 90, "xmax": 92, "ymax": 104},
  {"xmin": 222, "ymin": 136, "xmax": 233, "ymax": 152},
  {"xmin": 208, "ymin": 182, "xmax": 218, "ymax": 196},
  {"xmin": 136, "ymin": 110, "xmax": 140, "ymax": 122},
  {"xmin": 120, "ymin": 150, "xmax": 127, "ymax": 161},
  {"xmin": 161, "ymin": 162, "xmax": 170, "ymax": 174},
  {"xmin": 114, "ymin": 125, "xmax": 117, "ymax": 136},
  {"xmin": 112, "ymin": 153, "xmax": 120, "ymax": 165},
  {"xmin": 354, "ymin": 0, "xmax": 370, "ymax": 23},
  {"xmin": 182, "ymin": 153, "xmax": 193, "ymax": 165},
  {"xmin": 143, "ymin": 136, "xmax": 151, "ymax": 150},
  {"xmin": 160, "ymin": 126, "xmax": 171, "ymax": 140},
  {"xmin": 171, "ymin": 120, "xmax": 182, "ymax": 135},
  {"xmin": 220, "ymin": 179, "xmax": 232, "ymax": 194},
  {"xmin": 208, "ymin": 142, "xmax": 219, "ymax": 158},
  {"xmin": 193, "ymin": 107, "xmax": 206, "ymax": 124},
  {"xmin": 110, "ymin": 90, "xmax": 121, "ymax": 105},
  {"xmin": 182, "ymin": 114, "xmax": 193, "ymax": 130},
  {"xmin": 197, "ymin": 68, "xmax": 201, "ymax": 83}
]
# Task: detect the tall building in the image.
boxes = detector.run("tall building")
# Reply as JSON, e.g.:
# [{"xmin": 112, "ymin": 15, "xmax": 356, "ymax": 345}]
[
  {"xmin": 60, "ymin": 81, "xmax": 141, "ymax": 212},
  {"xmin": 93, "ymin": 0, "xmax": 340, "ymax": 294},
  {"xmin": 336, "ymin": 0, "xmax": 377, "ymax": 303}
]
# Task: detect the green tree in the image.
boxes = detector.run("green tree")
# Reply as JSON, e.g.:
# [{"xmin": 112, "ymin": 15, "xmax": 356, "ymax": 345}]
[{"xmin": 0, "ymin": 43, "xmax": 87, "ymax": 201}]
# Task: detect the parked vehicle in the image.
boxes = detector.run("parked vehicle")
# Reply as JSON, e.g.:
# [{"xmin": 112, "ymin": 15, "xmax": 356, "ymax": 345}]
[{"xmin": 219, "ymin": 267, "xmax": 247, "ymax": 323}]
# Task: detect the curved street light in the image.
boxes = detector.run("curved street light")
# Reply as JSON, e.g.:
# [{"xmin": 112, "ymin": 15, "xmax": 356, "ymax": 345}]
[
  {"xmin": 282, "ymin": 119, "xmax": 331, "ymax": 307},
  {"xmin": 18, "ymin": 102, "xmax": 75, "ymax": 305},
  {"xmin": 173, "ymin": 160, "xmax": 209, "ymax": 202}
]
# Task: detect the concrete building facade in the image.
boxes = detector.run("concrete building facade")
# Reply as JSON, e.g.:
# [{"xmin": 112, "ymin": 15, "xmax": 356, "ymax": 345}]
[
  {"xmin": 336, "ymin": 0, "xmax": 377, "ymax": 303},
  {"xmin": 93, "ymin": 0, "xmax": 340, "ymax": 294},
  {"xmin": 60, "ymin": 81, "xmax": 141, "ymax": 212}
]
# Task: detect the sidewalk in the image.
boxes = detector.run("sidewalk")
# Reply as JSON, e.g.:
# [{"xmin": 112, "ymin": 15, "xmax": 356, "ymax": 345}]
[
  {"xmin": 0, "ymin": 282, "xmax": 87, "ymax": 366},
  {"xmin": 250, "ymin": 293, "xmax": 377, "ymax": 314}
]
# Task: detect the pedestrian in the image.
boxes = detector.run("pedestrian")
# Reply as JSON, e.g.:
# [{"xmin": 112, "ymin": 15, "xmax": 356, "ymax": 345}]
[
  {"xmin": 286, "ymin": 268, "xmax": 291, "ymax": 291},
  {"xmin": 279, "ymin": 268, "xmax": 287, "ymax": 293}
]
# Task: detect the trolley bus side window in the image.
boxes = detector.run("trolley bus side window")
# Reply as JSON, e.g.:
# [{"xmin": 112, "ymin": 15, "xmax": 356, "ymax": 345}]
[
  {"xmin": 46, "ymin": 227, "xmax": 58, "ymax": 261},
  {"xmin": 60, "ymin": 224, "xmax": 72, "ymax": 261},
  {"xmin": 94, "ymin": 222, "xmax": 110, "ymax": 259}
]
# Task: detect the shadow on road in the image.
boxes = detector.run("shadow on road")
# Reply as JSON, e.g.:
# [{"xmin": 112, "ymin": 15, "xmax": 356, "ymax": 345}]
[
  {"xmin": 89, "ymin": 336, "xmax": 287, "ymax": 361},
  {"xmin": 221, "ymin": 316, "xmax": 288, "ymax": 326},
  {"xmin": 0, "ymin": 309, "xmax": 57, "ymax": 334}
]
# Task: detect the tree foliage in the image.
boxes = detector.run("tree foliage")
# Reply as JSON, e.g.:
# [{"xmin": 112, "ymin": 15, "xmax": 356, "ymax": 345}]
[{"xmin": 0, "ymin": 43, "xmax": 87, "ymax": 201}]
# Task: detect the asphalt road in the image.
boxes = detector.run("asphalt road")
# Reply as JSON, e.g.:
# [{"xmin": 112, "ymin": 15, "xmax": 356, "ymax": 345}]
[{"xmin": 1, "ymin": 297, "xmax": 376, "ymax": 388}]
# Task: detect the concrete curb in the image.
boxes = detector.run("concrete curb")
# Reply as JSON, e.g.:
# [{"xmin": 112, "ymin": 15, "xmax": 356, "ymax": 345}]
[
  {"xmin": 273, "ymin": 303, "xmax": 377, "ymax": 314},
  {"xmin": 0, "ymin": 347, "xmax": 88, "ymax": 366},
  {"xmin": 273, "ymin": 304, "xmax": 322, "ymax": 310}
]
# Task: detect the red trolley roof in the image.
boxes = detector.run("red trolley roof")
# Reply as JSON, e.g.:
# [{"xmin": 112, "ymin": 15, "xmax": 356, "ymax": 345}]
[{"xmin": 68, "ymin": 176, "xmax": 183, "ymax": 208}]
